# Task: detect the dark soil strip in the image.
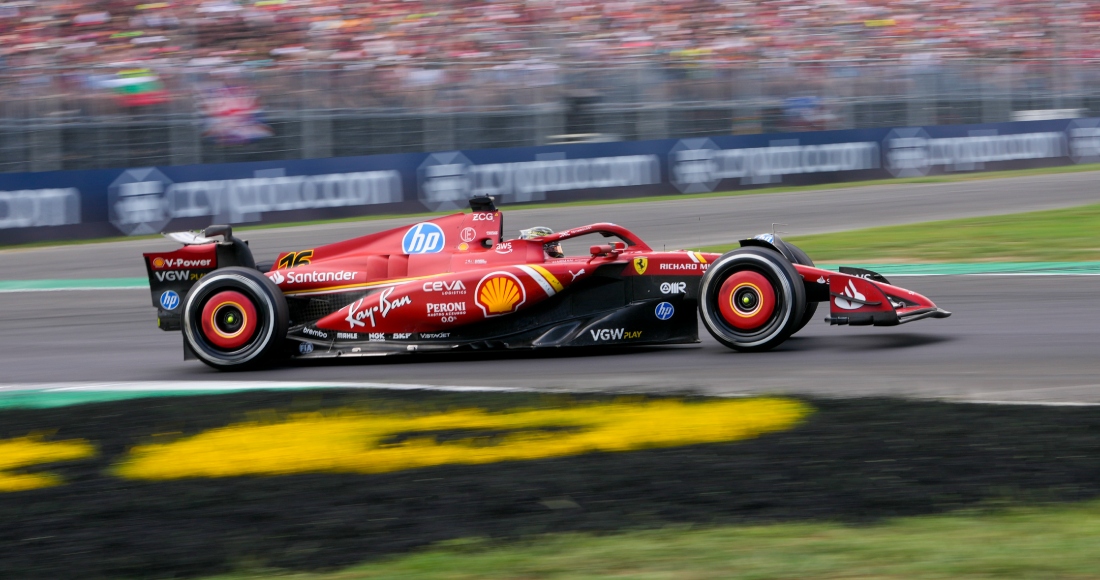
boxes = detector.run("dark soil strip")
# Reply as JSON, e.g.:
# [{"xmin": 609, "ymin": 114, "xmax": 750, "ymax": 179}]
[{"xmin": 3, "ymin": 390, "xmax": 1100, "ymax": 579}]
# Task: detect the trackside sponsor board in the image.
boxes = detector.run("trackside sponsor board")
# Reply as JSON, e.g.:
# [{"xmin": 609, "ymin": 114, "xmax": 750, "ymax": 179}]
[{"xmin": 1, "ymin": 118, "xmax": 1098, "ymax": 244}]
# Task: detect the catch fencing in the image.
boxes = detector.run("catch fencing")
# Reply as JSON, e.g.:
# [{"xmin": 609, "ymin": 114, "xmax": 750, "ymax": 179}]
[
  {"xmin": 3, "ymin": 59, "xmax": 1100, "ymax": 174},
  {"xmin": 2, "ymin": 116, "xmax": 1098, "ymax": 245}
]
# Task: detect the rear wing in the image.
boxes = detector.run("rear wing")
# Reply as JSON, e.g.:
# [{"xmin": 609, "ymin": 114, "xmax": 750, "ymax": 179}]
[{"xmin": 142, "ymin": 225, "xmax": 256, "ymax": 331}]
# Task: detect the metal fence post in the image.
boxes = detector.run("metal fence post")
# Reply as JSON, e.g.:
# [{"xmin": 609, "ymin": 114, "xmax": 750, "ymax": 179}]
[{"xmin": 29, "ymin": 95, "xmax": 62, "ymax": 172}]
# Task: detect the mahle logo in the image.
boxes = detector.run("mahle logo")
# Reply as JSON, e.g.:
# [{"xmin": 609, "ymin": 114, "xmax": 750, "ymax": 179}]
[{"xmin": 402, "ymin": 223, "xmax": 446, "ymax": 254}]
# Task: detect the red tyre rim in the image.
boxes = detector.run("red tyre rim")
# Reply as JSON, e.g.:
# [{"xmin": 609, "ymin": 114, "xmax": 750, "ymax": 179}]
[
  {"xmin": 200, "ymin": 290, "xmax": 258, "ymax": 350},
  {"xmin": 717, "ymin": 271, "xmax": 776, "ymax": 330}
]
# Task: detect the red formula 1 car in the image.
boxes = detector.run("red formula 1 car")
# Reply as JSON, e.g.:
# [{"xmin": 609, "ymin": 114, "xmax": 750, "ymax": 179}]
[{"xmin": 143, "ymin": 196, "xmax": 950, "ymax": 370}]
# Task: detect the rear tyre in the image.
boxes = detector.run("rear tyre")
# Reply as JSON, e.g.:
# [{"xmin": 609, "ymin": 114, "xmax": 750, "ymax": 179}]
[
  {"xmin": 182, "ymin": 267, "xmax": 289, "ymax": 371},
  {"xmin": 699, "ymin": 247, "xmax": 806, "ymax": 352},
  {"xmin": 782, "ymin": 242, "xmax": 818, "ymax": 333}
]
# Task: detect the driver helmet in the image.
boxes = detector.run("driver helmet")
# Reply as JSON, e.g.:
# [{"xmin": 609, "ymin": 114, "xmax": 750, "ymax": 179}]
[{"xmin": 519, "ymin": 226, "xmax": 564, "ymax": 259}]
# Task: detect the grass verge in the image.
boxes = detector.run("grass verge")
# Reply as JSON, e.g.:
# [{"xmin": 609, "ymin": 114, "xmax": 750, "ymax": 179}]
[
  {"xmin": 4, "ymin": 163, "xmax": 1100, "ymax": 251},
  {"xmin": 697, "ymin": 202, "xmax": 1100, "ymax": 262},
  {"xmin": 210, "ymin": 500, "xmax": 1100, "ymax": 580}
]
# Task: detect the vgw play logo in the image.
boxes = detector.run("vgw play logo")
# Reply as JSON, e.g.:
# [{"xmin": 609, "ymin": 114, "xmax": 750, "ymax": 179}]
[{"xmin": 402, "ymin": 223, "xmax": 446, "ymax": 254}]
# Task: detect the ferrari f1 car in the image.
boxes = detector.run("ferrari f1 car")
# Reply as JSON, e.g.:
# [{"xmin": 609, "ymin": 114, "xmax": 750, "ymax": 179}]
[{"xmin": 143, "ymin": 196, "xmax": 950, "ymax": 370}]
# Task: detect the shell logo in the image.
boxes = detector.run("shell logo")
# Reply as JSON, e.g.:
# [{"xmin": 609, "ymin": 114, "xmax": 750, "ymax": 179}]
[
  {"xmin": 475, "ymin": 272, "xmax": 526, "ymax": 317},
  {"xmin": 152, "ymin": 257, "xmax": 165, "ymax": 268}
]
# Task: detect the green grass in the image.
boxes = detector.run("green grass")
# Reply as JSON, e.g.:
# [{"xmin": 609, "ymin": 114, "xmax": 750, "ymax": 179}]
[
  {"xmin": 6, "ymin": 163, "xmax": 1100, "ymax": 251},
  {"xmin": 208, "ymin": 500, "xmax": 1100, "ymax": 579},
  {"xmin": 697, "ymin": 203, "xmax": 1100, "ymax": 263}
]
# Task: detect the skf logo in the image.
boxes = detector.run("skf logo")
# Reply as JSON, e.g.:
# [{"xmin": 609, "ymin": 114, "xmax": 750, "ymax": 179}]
[
  {"xmin": 277, "ymin": 250, "xmax": 314, "ymax": 269},
  {"xmin": 633, "ymin": 257, "xmax": 648, "ymax": 275},
  {"xmin": 475, "ymin": 272, "xmax": 526, "ymax": 317}
]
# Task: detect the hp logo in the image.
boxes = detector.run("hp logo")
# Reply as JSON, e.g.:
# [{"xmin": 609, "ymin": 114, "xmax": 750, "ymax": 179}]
[
  {"xmin": 402, "ymin": 223, "xmax": 446, "ymax": 254},
  {"xmin": 655, "ymin": 301, "xmax": 674, "ymax": 321},
  {"xmin": 160, "ymin": 290, "xmax": 180, "ymax": 310}
]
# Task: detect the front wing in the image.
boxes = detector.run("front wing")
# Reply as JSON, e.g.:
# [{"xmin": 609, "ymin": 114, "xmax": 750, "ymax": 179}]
[{"xmin": 794, "ymin": 265, "xmax": 951, "ymax": 326}]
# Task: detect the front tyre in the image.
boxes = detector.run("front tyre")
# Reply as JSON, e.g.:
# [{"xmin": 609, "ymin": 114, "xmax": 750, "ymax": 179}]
[
  {"xmin": 182, "ymin": 267, "xmax": 289, "ymax": 370},
  {"xmin": 782, "ymin": 241, "xmax": 818, "ymax": 334},
  {"xmin": 699, "ymin": 247, "xmax": 806, "ymax": 352}
]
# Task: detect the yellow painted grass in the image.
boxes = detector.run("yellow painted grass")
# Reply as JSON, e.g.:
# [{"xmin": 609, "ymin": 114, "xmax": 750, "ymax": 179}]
[
  {"xmin": 0, "ymin": 436, "xmax": 96, "ymax": 492},
  {"xmin": 114, "ymin": 398, "xmax": 811, "ymax": 480}
]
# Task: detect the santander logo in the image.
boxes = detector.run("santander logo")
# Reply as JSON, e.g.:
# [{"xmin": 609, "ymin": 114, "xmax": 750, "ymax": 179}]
[{"xmin": 834, "ymin": 280, "xmax": 866, "ymax": 310}]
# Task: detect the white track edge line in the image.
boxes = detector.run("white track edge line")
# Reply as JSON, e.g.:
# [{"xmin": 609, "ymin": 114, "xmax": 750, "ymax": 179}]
[{"xmin": 1, "ymin": 382, "xmax": 1099, "ymax": 407}]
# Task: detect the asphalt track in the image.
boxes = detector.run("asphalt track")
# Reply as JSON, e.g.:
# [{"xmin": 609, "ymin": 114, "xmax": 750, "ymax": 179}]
[
  {"xmin": 1, "ymin": 171, "xmax": 1098, "ymax": 402},
  {"xmin": 3, "ymin": 170, "xmax": 1099, "ymax": 280}
]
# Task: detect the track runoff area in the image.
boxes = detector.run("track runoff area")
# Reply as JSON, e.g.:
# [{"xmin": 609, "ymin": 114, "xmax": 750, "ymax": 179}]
[
  {"xmin": 1, "ymin": 169, "xmax": 1098, "ymax": 402},
  {"xmin": 3, "ymin": 172, "xmax": 1100, "ymax": 579}
]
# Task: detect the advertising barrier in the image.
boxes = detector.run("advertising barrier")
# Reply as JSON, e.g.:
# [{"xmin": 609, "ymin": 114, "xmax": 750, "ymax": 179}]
[{"xmin": 2, "ymin": 117, "xmax": 1098, "ymax": 245}]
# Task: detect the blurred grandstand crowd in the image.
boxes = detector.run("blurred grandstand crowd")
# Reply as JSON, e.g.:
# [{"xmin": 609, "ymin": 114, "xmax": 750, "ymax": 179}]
[
  {"xmin": 2, "ymin": 0, "xmax": 1098, "ymax": 72},
  {"xmin": 1, "ymin": 0, "xmax": 1098, "ymax": 168}
]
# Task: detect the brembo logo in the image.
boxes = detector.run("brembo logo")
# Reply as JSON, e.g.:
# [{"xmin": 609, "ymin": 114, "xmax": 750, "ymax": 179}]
[{"xmin": 302, "ymin": 327, "xmax": 328, "ymax": 339}]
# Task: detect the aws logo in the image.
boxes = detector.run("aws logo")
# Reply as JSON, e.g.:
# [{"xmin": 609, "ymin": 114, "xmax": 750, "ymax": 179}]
[{"xmin": 475, "ymin": 272, "xmax": 526, "ymax": 317}]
